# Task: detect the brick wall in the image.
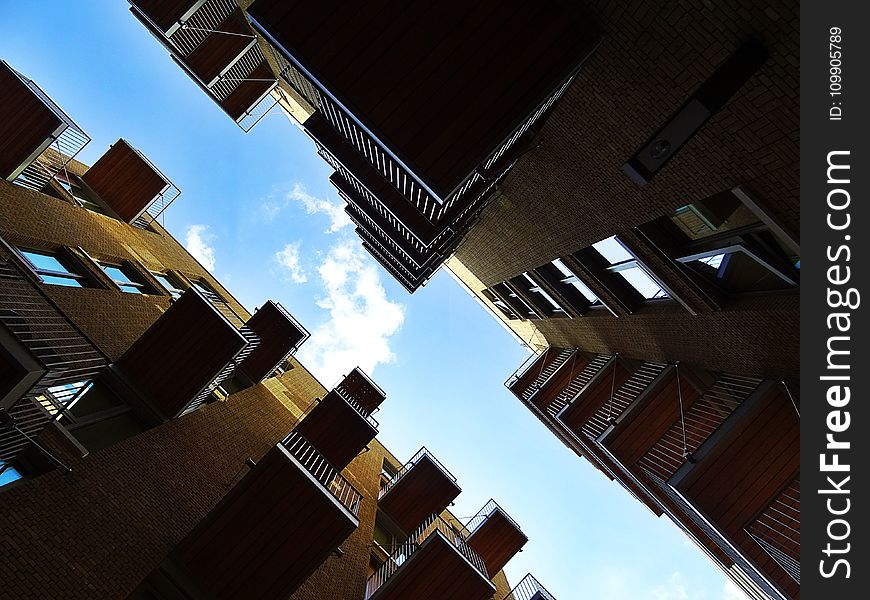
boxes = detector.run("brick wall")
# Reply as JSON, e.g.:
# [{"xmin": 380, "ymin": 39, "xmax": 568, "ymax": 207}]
[{"xmin": 453, "ymin": 1, "xmax": 799, "ymax": 376}]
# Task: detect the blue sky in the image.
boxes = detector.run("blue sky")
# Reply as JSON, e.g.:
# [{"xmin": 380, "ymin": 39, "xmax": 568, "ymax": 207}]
[{"xmin": 1, "ymin": 2, "xmax": 745, "ymax": 598}]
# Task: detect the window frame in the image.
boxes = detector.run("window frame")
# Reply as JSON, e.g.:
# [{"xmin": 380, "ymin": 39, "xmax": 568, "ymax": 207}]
[
  {"xmin": 97, "ymin": 261, "xmax": 150, "ymax": 295},
  {"xmin": 17, "ymin": 247, "xmax": 89, "ymax": 288}
]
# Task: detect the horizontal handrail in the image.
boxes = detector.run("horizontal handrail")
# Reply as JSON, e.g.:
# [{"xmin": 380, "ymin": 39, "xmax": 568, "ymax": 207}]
[
  {"xmin": 502, "ymin": 573, "xmax": 557, "ymax": 600},
  {"xmin": 504, "ymin": 349, "xmax": 547, "ymax": 389},
  {"xmin": 464, "ymin": 499, "xmax": 523, "ymax": 537},
  {"xmin": 282, "ymin": 430, "xmax": 362, "ymax": 517},
  {"xmin": 365, "ymin": 513, "xmax": 489, "ymax": 599},
  {"xmin": 379, "ymin": 447, "xmax": 457, "ymax": 499}
]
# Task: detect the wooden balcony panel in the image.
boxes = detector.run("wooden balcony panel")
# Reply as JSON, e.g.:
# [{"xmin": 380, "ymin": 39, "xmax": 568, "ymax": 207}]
[
  {"xmin": 529, "ymin": 352, "xmax": 590, "ymax": 412},
  {"xmin": 81, "ymin": 139, "xmax": 168, "ymax": 223},
  {"xmin": 603, "ymin": 371, "xmax": 702, "ymax": 467},
  {"xmin": 238, "ymin": 300, "xmax": 308, "ymax": 384},
  {"xmin": 218, "ymin": 61, "xmax": 276, "ymax": 120},
  {"xmin": 248, "ymin": 0, "xmax": 599, "ymax": 199},
  {"xmin": 294, "ymin": 390, "xmax": 377, "ymax": 470},
  {"xmin": 379, "ymin": 455, "xmax": 462, "ymax": 534},
  {"xmin": 558, "ymin": 360, "xmax": 632, "ymax": 434},
  {"xmin": 346, "ymin": 205, "xmax": 430, "ymax": 272},
  {"xmin": 466, "ymin": 509, "xmax": 528, "ymax": 575},
  {"xmin": 361, "ymin": 240, "xmax": 426, "ymax": 292},
  {"xmin": 0, "ymin": 62, "xmax": 64, "ymax": 180},
  {"xmin": 115, "ymin": 289, "xmax": 247, "ymax": 419},
  {"xmin": 182, "ymin": 8, "xmax": 252, "ymax": 84},
  {"xmin": 369, "ymin": 532, "xmax": 495, "ymax": 600},
  {"xmin": 167, "ymin": 444, "xmax": 359, "ymax": 600},
  {"xmin": 130, "ymin": 0, "xmax": 201, "ymax": 33},
  {"xmin": 672, "ymin": 385, "xmax": 799, "ymax": 598},
  {"xmin": 335, "ymin": 366, "xmax": 386, "ymax": 413}
]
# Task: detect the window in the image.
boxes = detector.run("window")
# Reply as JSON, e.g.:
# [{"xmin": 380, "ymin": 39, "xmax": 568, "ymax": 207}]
[
  {"xmin": 99, "ymin": 262, "xmax": 149, "ymax": 294},
  {"xmin": 54, "ymin": 173, "xmax": 106, "ymax": 214},
  {"xmin": 519, "ymin": 273, "xmax": 567, "ymax": 316},
  {"xmin": 19, "ymin": 248, "xmax": 87, "ymax": 287},
  {"xmin": 591, "ymin": 236, "xmax": 668, "ymax": 300},
  {"xmin": 151, "ymin": 272, "xmax": 184, "ymax": 299},
  {"xmin": 0, "ymin": 463, "xmax": 22, "ymax": 488},
  {"xmin": 551, "ymin": 258, "xmax": 600, "ymax": 304}
]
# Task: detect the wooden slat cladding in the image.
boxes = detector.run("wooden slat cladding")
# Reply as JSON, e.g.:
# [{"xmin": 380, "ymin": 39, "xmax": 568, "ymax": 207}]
[
  {"xmin": 371, "ymin": 533, "xmax": 495, "ymax": 600},
  {"xmin": 674, "ymin": 386, "xmax": 799, "ymax": 598},
  {"xmin": 115, "ymin": 289, "xmax": 246, "ymax": 419},
  {"xmin": 248, "ymin": 0, "xmax": 599, "ymax": 198},
  {"xmin": 219, "ymin": 61, "xmax": 275, "ymax": 120},
  {"xmin": 131, "ymin": 0, "xmax": 200, "ymax": 33},
  {"xmin": 183, "ymin": 8, "xmax": 252, "ymax": 84},
  {"xmin": 604, "ymin": 371, "xmax": 703, "ymax": 467},
  {"xmin": 528, "ymin": 352, "xmax": 589, "ymax": 412},
  {"xmin": 238, "ymin": 301, "xmax": 307, "ymax": 384},
  {"xmin": 379, "ymin": 456, "xmax": 462, "ymax": 534},
  {"xmin": 0, "ymin": 62, "xmax": 64, "ymax": 180},
  {"xmin": 82, "ymin": 139, "xmax": 168, "ymax": 223},
  {"xmin": 335, "ymin": 366, "xmax": 386, "ymax": 413},
  {"xmin": 293, "ymin": 390, "xmax": 377, "ymax": 470},
  {"xmin": 466, "ymin": 510, "xmax": 528, "ymax": 576},
  {"xmin": 159, "ymin": 444, "xmax": 358, "ymax": 600}
]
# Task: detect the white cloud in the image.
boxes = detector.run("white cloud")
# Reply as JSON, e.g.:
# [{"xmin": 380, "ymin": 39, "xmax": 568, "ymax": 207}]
[
  {"xmin": 261, "ymin": 183, "xmax": 351, "ymax": 233},
  {"xmin": 722, "ymin": 579, "xmax": 748, "ymax": 600},
  {"xmin": 185, "ymin": 224, "xmax": 216, "ymax": 272},
  {"xmin": 298, "ymin": 237, "xmax": 404, "ymax": 385},
  {"xmin": 651, "ymin": 572, "xmax": 690, "ymax": 600},
  {"xmin": 275, "ymin": 241, "xmax": 307, "ymax": 283}
]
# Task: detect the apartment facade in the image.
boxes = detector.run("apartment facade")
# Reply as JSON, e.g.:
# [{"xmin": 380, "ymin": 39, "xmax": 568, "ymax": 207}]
[
  {"xmin": 124, "ymin": 2, "xmax": 800, "ymax": 599},
  {"xmin": 0, "ymin": 61, "xmax": 547, "ymax": 600}
]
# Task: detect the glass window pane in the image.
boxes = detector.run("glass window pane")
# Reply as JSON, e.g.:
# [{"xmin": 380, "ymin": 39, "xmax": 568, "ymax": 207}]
[
  {"xmin": 21, "ymin": 250, "xmax": 69, "ymax": 274},
  {"xmin": 153, "ymin": 274, "xmax": 182, "ymax": 296},
  {"xmin": 101, "ymin": 264, "xmax": 133, "ymax": 284},
  {"xmin": 0, "ymin": 463, "xmax": 22, "ymax": 488},
  {"xmin": 619, "ymin": 267, "xmax": 667, "ymax": 299},
  {"xmin": 119, "ymin": 284, "xmax": 143, "ymax": 294},
  {"xmin": 551, "ymin": 259, "xmax": 598, "ymax": 303},
  {"xmin": 592, "ymin": 236, "xmax": 633, "ymax": 264},
  {"xmin": 39, "ymin": 274, "xmax": 82, "ymax": 287},
  {"xmin": 685, "ymin": 250, "xmax": 795, "ymax": 293}
]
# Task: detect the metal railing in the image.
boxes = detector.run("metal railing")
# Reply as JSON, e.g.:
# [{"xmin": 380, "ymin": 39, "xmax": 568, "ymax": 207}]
[
  {"xmin": 519, "ymin": 348, "xmax": 575, "ymax": 401},
  {"xmin": 546, "ymin": 353, "xmax": 610, "ymax": 417},
  {"xmin": 166, "ymin": 0, "xmax": 238, "ymax": 57},
  {"xmin": 502, "ymin": 573, "xmax": 557, "ymax": 600},
  {"xmin": 505, "ymin": 349, "xmax": 548, "ymax": 390},
  {"xmin": 463, "ymin": 499, "xmax": 523, "ymax": 538},
  {"xmin": 0, "ymin": 259, "xmax": 107, "ymax": 467},
  {"xmin": 282, "ymin": 430, "xmax": 362, "ymax": 516},
  {"xmin": 379, "ymin": 447, "xmax": 457, "ymax": 499},
  {"xmin": 365, "ymin": 513, "xmax": 489, "ymax": 599},
  {"xmin": 581, "ymin": 361, "xmax": 668, "ymax": 439},
  {"xmin": 236, "ymin": 85, "xmax": 281, "ymax": 132},
  {"xmin": 4, "ymin": 62, "xmax": 91, "ymax": 192},
  {"xmin": 331, "ymin": 388, "xmax": 379, "ymax": 430},
  {"xmin": 184, "ymin": 287, "xmax": 260, "ymax": 414},
  {"xmin": 747, "ymin": 477, "xmax": 800, "ymax": 584},
  {"xmin": 129, "ymin": 145, "xmax": 181, "ymax": 229},
  {"xmin": 638, "ymin": 373, "xmax": 762, "ymax": 480}
]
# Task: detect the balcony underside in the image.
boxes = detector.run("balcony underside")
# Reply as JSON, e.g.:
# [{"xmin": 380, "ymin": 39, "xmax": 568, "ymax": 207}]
[
  {"xmin": 81, "ymin": 139, "xmax": 168, "ymax": 222},
  {"xmin": 114, "ymin": 289, "xmax": 247, "ymax": 419},
  {"xmin": 130, "ymin": 0, "xmax": 201, "ymax": 33},
  {"xmin": 467, "ymin": 510, "xmax": 528, "ymax": 576},
  {"xmin": 294, "ymin": 390, "xmax": 377, "ymax": 470},
  {"xmin": 557, "ymin": 360, "xmax": 632, "ymax": 433},
  {"xmin": 335, "ymin": 366, "xmax": 386, "ymax": 414},
  {"xmin": 183, "ymin": 8, "xmax": 252, "ymax": 84},
  {"xmin": 219, "ymin": 61, "xmax": 275, "ymax": 120},
  {"xmin": 238, "ymin": 301, "xmax": 307, "ymax": 384},
  {"xmin": 379, "ymin": 455, "xmax": 461, "ymax": 533},
  {"xmin": 369, "ymin": 532, "xmax": 495, "ymax": 600},
  {"xmin": 248, "ymin": 0, "xmax": 599, "ymax": 200},
  {"xmin": 145, "ymin": 444, "xmax": 359, "ymax": 600},
  {"xmin": 0, "ymin": 61, "xmax": 64, "ymax": 180}
]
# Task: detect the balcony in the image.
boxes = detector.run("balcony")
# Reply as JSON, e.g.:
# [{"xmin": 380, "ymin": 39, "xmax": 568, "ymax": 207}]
[
  {"xmin": 237, "ymin": 300, "xmax": 309, "ymax": 384},
  {"xmin": 294, "ymin": 368, "xmax": 382, "ymax": 470},
  {"xmin": 249, "ymin": 0, "xmax": 599, "ymax": 206},
  {"xmin": 505, "ymin": 348, "xmax": 577, "ymax": 404},
  {"xmin": 0, "ymin": 256, "xmax": 108, "ymax": 469},
  {"xmin": 379, "ymin": 447, "xmax": 462, "ymax": 534},
  {"xmin": 502, "ymin": 573, "xmax": 557, "ymax": 600},
  {"xmin": 142, "ymin": 431, "xmax": 361, "ymax": 599},
  {"xmin": 464, "ymin": 500, "xmax": 528, "ymax": 575},
  {"xmin": 113, "ymin": 287, "xmax": 254, "ymax": 420},
  {"xmin": 129, "ymin": 0, "xmax": 279, "ymax": 131},
  {"xmin": 365, "ymin": 514, "xmax": 495, "ymax": 600},
  {"xmin": 80, "ymin": 139, "xmax": 180, "ymax": 227},
  {"xmin": 0, "ymin": 60, "xmax": 90, "ymax": 192}
]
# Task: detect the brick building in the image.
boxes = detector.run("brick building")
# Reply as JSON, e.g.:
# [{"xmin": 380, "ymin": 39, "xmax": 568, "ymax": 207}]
[
  {"xmin": 124, "ymin": 1, "xmax": 800, "ymax": 599},
  {"xmin": 0, "ymin": 61, "xmax": 552, "ymax": 599}
]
